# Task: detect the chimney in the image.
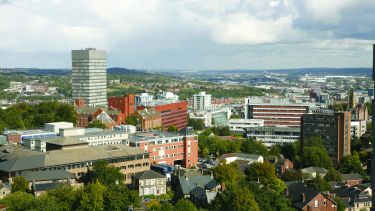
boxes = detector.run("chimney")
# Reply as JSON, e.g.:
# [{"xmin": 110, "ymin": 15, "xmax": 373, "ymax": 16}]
[
  {"xmin": 301, "ymin": 193, "xmax": 306, "ymax": 202},
  {"xmin": 210, "ymin": 172, "xmax": 214, "ymax": 179}
]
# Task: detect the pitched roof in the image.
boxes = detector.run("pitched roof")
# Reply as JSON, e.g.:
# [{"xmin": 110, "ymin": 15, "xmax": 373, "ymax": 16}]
[
  {"xmin": 178, "ymin": 175, "xmax": 216, "ymax": 195},
  {"xmin": 286, "ymin": 181, "xmax": 320, "ymax": 209},
  {"xmin": 133, "ymin": 170, "xmax": 165, "ymax": 180},
  {"xmin": 190, "ymin": 186, "xmax": 206, "ymax": 199},
  {"xmin": 301, "ymin": 166, "xmax": 328, "ymax": 175},
  {"xmin": 24, "ymin": 170, "xmax": 76, "ymax": 182},
  {"xmin": 341, "ymin": 173, "xmax": 363, "ymax": 181},
  {"xmin": 205, "ymin": 180, "xmax": 219, "ymax": 190},
  {"xmin": 136, "ymin": 108, "xmax": 161, "ymax": 119}
]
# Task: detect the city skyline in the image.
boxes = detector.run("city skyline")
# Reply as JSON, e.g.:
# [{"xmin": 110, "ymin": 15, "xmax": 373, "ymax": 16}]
[{"xmin": 0, "ymin": 0, "xmax": 374, "ymax": 70}]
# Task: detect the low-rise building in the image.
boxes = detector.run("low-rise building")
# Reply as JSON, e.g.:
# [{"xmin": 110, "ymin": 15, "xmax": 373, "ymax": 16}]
[
  {"xmin": 331, "ymin": 185, "xmax": 371, "ymax": 211},
  {"xmin": 132, "ymin": 170, "xmax": 166, "ymax": 196},
  {"xmin": 44, "ymin": 122, "xmax": 74, "ymax": 134},
  {"xmin": 269, "ymin": 157, "xmax": 294, "ymax": 175},
  {"xmin": 301, "ymin": 167, "xmax": 329, "ymax": 180},
  {"xmin": 0, "ymin": 144, "xmax": 150, "ymax": 184},
  {"xmin": 189, "ymin": 107, "xmax": 231, "ymax": 127},
  {"xmin": 127, "ymin": 132, "xmax": 198, "ymax": 168},
  {"xmin": 0, "ymin": 182, "xmax": 11, "ymax": 199},
  {"xmin": 341, "ymin": 173, "xmax": 363, "ymax": 187},
  {"xmin": 218, "ymin": 153, "xmax": 263, "ymax": 165},
  {"xmin": 245, "ymin": 126, "xmax": 300, "ymax": 146},
  {"xmin": 228, "ymin": 119, "xmax": 264, "ymax": 133},
  {"xmin": 351, "ymin": 120, "xmax": 366, "ymax": 138},
  {"xmin": 134, "ymin": 108, "xmax": 162, "ymax": 131},
  {"xmin": 286, "ymin": 181, "xmax": 337, "ymax": 211}
]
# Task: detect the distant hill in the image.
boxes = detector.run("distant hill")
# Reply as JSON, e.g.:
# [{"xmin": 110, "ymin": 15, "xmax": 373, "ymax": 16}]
[
  {"xmin": 107, "ymin": 67, "xmax": 151, "ymax": 75},
  {"xmin": 200, "ymin": 67, "xmax": 372, "ymax": 76}
]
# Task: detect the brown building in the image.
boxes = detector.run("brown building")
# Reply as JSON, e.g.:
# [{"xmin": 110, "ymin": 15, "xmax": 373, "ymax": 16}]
[
  {"xmin": 301, "ymin": 109, "xmax": 351, "ymax": 164},
  {"xmin": 108, "ymin": 94, "xmax": 136, "ymax": 118},
  {"xmin": 286, "ymin": 181, "xmax": 337, "ymax": 211},
  {"xmin": 137, "ymin": 101, "xmax": 188, "ymax": 131},
  {"xmin": 269, "ymin": 157, "xmax": 294, "ymax": 175},
  {"xmin": 352, "ymin": 103, "xmax": 368, "ymax": 121},
  {"xmin": 75, "ymin": 106, "xmax": 125, "ymax": 128},
  {"xmin": 134, "ymin": 108, "xmax": 162, "ymax": 131}
]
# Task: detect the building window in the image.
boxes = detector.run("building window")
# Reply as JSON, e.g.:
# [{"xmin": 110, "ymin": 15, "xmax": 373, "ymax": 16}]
[{"xmin": 314, "ymin": 200, "xmax": 318, "ymax": 208}]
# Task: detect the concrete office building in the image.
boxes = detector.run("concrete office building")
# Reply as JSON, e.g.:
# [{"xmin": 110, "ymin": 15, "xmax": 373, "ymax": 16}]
[
  {"xmin": 245, "ymin": 97, "xmax": 317, "ymax": 127},
  {"xmin": 246, "ymin": 126, "xmax": 300, "ymax": 146},
  {"xmin": 301, "ymin": 109, "xmax": 351, "ymax": 164},
  {"xmin": 193, "ymin": 92, "xmax": 212, "ymax": 111},
  {"xmin": 72, "ymin": 48, "xmax": 107, "ymax": 107}
]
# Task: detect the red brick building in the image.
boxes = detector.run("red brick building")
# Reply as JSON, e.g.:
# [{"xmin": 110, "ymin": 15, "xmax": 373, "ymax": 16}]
[
  {"xmin": 137, "ymin": 101, "xmax": 188, "ymax": 131},
  {"xmin": 287, "ymin": 181, "xmax": 337, "ymax": 211},
  {"xmin": 134, "ymin": 108, "xmax": 162, "ymax": 131},
  {"xmin": 127, "ymin": 132, "xmax": 198, "ymax": 168},
  {"xmin": 108, "ymin": 94, "xmax": 136, "ymax": 118},
  {"xmin": 75, "ymin": 106, "xmax": 125, "ymax": 128}
]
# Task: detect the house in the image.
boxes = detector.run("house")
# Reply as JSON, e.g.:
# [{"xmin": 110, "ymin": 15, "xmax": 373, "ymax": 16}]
[
  {"xmin": 176, "ymin": 173, "xmax": 221, "ymax": 208},
  {"xmin": 0, "ymin": 182, "xmax": 11, "ymax": 199},
  {"xmin": 268, "ymin": 157, "xmax": 294, "ymax": 175},
  {"xmin": 341, "ymin": 173, "xmax": 363, "ymax": 187},
  {"xmin": 331, "ymin": 185, "xmax": 372, "ymax": 211},
  {"xmin": 218, "ymin": 153, "xmax": 263, "ymax": 165},
  {"xmin": 132, "ymin": 170, "xmax": 166, "ymax": 196},
  {"xmin": 301, "ymin": 167, "xmax": 329, "ymax": 179},
  {"xmin": 23, "ymin": 170, "xmax": 77, "ymax": 196},
  {"xmin": 286, "ymin": 181, "xmax": 337, "ymax": 211}
]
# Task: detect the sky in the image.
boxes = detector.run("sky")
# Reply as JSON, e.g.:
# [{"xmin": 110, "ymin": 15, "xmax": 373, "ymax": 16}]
[{"xmin": 0, "ymin": 0, "xmax": 375, "ymax": 70}]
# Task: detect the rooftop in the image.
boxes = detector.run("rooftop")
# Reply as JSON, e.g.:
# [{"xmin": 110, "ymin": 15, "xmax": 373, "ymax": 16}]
[
  {"xmin": 133, "ymin": 170, "xmax": 165, "ymax": 180},
  {"xmin": 24, "ymin": 169, "xmax": 76, "ymax": 182},
  {"xmin": 128, "ymin": 132, "xmax": 184, "ymax": 143},
  {"xmin": 0, "ymin": 144, "xmax": 148, "ymax": 172}
]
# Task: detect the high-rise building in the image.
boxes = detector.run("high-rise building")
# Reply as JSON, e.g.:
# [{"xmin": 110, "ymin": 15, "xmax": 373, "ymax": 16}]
[
  {"xmin": 72, "ymin": 48, "xmax": 107, "ymax": 107},
  {"xmin": 193, "ymin": 91, "xmax": 211, "ymax": 111},
  {"xmin": 301, "ymin": 109, "xmax": 351, "ymax": 164}
]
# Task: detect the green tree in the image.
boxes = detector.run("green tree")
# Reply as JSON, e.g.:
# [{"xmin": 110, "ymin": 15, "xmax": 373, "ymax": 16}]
[
  {"xmin": 212, "ymin": 163, "xmax": 244, "ymax": 185},
  {"xmin": 280, "ymin": 142, "xmax": 299, "ymax": 162},
  {"xmin": 241, "ymin": 139, "xmax": 269, "ymax": 157},
  {"xmin": 351, "ymin": 136, "xmax": 362, "ymax": 152},
  {"xmin": 0, "ymin": 191, "xmax": 35, "ymax": 211},
  {"xmin": 12, "ymin": 176, "xmax": 30, "ymax": 193},
  {"xmin": 324, "ymin": 169, "xmax": 342, "ymax": 182},
  {"xmin": 79, "ymin": 180, "xmax": 107, "ymax": 211},
  {"xmin": 47, "ymin": 184, "xmax": 81, "ymax": 210},
  {"xmin": 306, "ymin": 175, "xmax": 331, "ymax": 192},
  {"xmin": 88, "ymin": 120, "xmax": 107, "ymax": 129},
  {"xmin": 125, "ymin": 114, "xmax": 138, "ymax": 126},
  {"xmin": 230, "ymin": 114, "xmax": 241, "ymax": 119},
  {"xmin": 174, "ymin": 199, "xmax": 198, "ymax": 211},
  {"xmin": 83, "ymin": 161, "xmax": 124, "ymax": 185},
  {"xmin": 210, "ymin": 186, "xmax": 259, "ymax": 211},
  {"xmin": 269, "ymin": 145, "xmax": 281, "ymax": 157},
  {"xmin": 281, "ymin": 170, "xmax": 302, "ymax": 182},
  {"xmin": 337, "ymin": 153, "xmax": 364, "ymax": 175},
  {"xmin": 188, "ymin": 118, "xmax": 204, "ymax": 130},
  {"xmin": 246, "ymin": 162, "xmax": 286, "ymax": 193},
  {"xmin": 301, "ymin": 146, "xmax": 333, "ymax": 169},
  {"xmin": 167, "ymin": 125, "xmax": 179, "ymax": 133},
  {"xmin": 103, "ymin": 185, "xmax": 140, "ymax": 211}
]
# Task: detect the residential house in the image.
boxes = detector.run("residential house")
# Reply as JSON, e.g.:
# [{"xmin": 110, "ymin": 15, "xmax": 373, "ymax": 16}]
[
  {"xmin": 269, "ymin": 157, "xmax": 294, "ymax": 175},
  {"xmin": 301, "ymin": 167, "xmax": 329, "ymax": 180},
  {"xmin": 218, "ymin": 153, "xmax": 264, "ymax": 165},
  {"xmin": 0, "ymin": 182, "xmax": 11, "ymax": 199},
  {"xmin": 132, "ymin": 170, "xmax": 166, "ymax": 196},
  {"xmin": 176, "ymin": 173, "xmax": 221, "ymax": 208},
  {"xmin": 286, "ymin": 181, "xmax": 337, "ymax": 211},
  {"xmin": 331, "ymin": 185, "xmax": 372, "ymax": 211},
  {"xmin": 341, "ymin": 173, "xmax": 363, "ymax": 187}
]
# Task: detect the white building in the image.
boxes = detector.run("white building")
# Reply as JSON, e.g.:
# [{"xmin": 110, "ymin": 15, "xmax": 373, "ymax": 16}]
[
  {"xmin": 114, "ymin": 125, "xmax": 137, "ymax": 134},
  {"xmin": 228, "ymin": 119, "xmax": 264, "ymax": 133},
  {"xmin": 72, "ymin": 48, "xmax": 107, "ymax": 107},
  {"xmin": 44, "ymin": 122, "xmax": 74, "ymax": 135},
  {"xmin": 23, "ymin": 139, "xmax": 46, "ymax": 152},
  {"xmin": 218, "ymin": 153, "xmax": 264, "ymax": 164},
  {"xmin": 189, "ymin": 107, "xmax": 231, "ymax": 127},
  {"xmin": 156, "ymin": 92, "xmax": 179, "ymax": 103},
  {"xmin": 351, "ymin": 120, "xmax": 367, "ymax": 138},
  {"xmin": 246, "ymin": 126, "xmax": 300, "ymax": 146},
  {"xmin": 193, "ymin": 91, "xmax": 212, "ymax": 111},
  {"xmin": 135, "ymin": 93, "xmax": 154, "ymax": 106}
]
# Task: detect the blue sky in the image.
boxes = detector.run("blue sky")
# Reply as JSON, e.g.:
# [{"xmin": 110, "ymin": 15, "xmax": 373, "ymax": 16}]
[{"xmin": 0, "ymin": 0, "xmax": 374, "ymax": 70}]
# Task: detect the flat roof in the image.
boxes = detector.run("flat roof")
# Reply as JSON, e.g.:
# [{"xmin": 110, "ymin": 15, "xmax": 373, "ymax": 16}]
[
  {"xmin": 247, "ymin": 126, "xmax": 300, "ymax": 132},
  {"xmin": 128, "ymin": 132, "xmax": 184, "ymax": 142},
  {"xmin": 0, "ymin": 144, "xmax": 148, "ymax": 172}
]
